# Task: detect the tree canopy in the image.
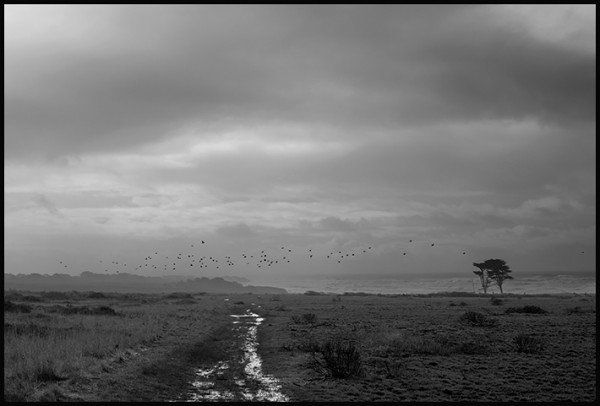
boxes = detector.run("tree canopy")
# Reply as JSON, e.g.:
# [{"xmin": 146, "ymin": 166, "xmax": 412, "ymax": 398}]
[{"xmin": 473, "ymin": 258, "xmax": 513, "ymax": 294}]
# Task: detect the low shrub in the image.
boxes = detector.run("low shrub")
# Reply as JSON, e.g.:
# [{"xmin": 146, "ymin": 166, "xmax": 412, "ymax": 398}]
[
  {"xmin": 92, "ymin": 306, "xmax": 119, "ymax": 316},
  {"xmin": 165, "ymin": 292, "xmax": 193, "ymax": 299},
  {"xmin": 291, "ymin": 313, "xmax": 318, "ymax": 325},
  {"xmin": 4, "ymin": 300, "xmax": 33, "ymax": 313},
  {"xmin": 505, "ymin": 305, "xmax": 547, "ymax": 314},
  {"xmin": 315, "ymin": 338, "xmax": 363, "ymax": 378},
  {"xmin": 513, "ymin": 333, "xmax": 544, "ymax": 353},
  {"xmin": 565, "ymin": 306, "xmax": 595, "ymax": 315},
  {"xmin": 490, "ymin": 297, "xmax": 504, "ymax": 306},
  {"xmin": 174, "ymin": 299, "xmax": 197, "ymax": 305},
  {"xmin": 44, "ymin": 305, "xmax": 120, "ymax": 316},
  {"xmin": 40, "ymin": 291, "xmax": 71, "ymax": 300},
  {"xmin": 459, "ymin": 311, "xmax": 498, "ymax": 327},
  {"xmin": 21, "ymin": 295, "xmax": 43, "ymax": 302}
]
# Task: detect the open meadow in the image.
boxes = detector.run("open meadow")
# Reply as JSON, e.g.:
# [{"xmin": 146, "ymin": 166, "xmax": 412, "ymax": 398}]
[{"xmin": 4, "ymin": 290, "xmax": 596, "ymax": 402}]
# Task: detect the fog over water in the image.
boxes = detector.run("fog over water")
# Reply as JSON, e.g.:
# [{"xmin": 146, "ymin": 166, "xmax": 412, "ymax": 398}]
[
  {"xmin": 4, "ymin": 5, "xmax": 595, "ymax": 282},
  {"xmin": 248, "ymin": 271, "xmax": 596, "ymax": 295}
]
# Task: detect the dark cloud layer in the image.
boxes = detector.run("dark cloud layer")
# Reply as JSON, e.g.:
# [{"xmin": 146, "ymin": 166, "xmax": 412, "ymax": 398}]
[
  {"xmin": 4, "ymin": 5, "xmax": 595, "ymax": 277},
  {"xmin": 5, "ymin": 5, "xmax": 594, "ymax": 160}
]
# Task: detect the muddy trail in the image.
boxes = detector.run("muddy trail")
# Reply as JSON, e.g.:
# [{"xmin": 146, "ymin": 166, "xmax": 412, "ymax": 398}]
[{"xmin": 173, "ymin": 308, "xmax": 289, "ymax": 402}]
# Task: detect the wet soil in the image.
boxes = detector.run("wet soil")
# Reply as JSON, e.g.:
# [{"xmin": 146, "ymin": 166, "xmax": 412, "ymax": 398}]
[{"xmin": 175, "ymin": 308, "xmax": 288, "ymax": 401}]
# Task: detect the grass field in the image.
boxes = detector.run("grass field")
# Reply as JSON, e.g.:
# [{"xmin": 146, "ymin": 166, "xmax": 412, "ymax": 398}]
[{"xmin": 4, "ymin": 289, "xmax": 596, "ymax": 401}]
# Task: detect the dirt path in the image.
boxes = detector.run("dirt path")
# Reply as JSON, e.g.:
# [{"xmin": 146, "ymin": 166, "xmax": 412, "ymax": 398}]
[{"xmin": 174, "ymin": 308, "xmax": 289, "ymax": 402}]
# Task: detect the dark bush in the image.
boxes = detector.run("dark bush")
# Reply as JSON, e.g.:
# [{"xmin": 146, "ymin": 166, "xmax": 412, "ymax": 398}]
[
  {"xmin": 87, "ymin": 292, "xmax": 107, "ymax": 299},
  {"xmin": 291, "ymin": 313, "xmax": 318, "ymax": 324},
  {"xmin": 4, "ymin": 300, "xmax": 33, "ymax": 313},
  {"xmin": 490, "ymin": 297, "xmax": 504, "ymax": 306},
  {"xmin": 92, "ymin": 306, "xmax": 119, "ymax": 316},
  {"xmin": 34, "ymin": 364, "xmax": 68, "ymax": 382},
  {"xmin": 45, "ymin": 304, "xmax": 120, "ymax": 316},
  {"xmin": 317, "ymin": 338, "xmax": 363, "ymax": 378},
  {"xmin": 174, "ymin": 299, "xmax": 197, "ymax": 305},
  {"xmin": 513, "ymin": 333, "xmax": 544, "ymax": 353},
  {"xmin": 565, "ymin": 306, "xmax": 595, "ymax": 315},
  {"xmin": 505, "ymin": 305, "xmax": 547, "ymax": 314},
  {"xmin": 459, "ymin": 311, "xmax": 498, "ymax": 327}
]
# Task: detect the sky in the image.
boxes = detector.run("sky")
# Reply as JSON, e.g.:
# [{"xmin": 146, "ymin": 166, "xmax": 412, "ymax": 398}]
[{"xmin": 4, "ymin": 5, "xmax": 596, "ymax": 280}]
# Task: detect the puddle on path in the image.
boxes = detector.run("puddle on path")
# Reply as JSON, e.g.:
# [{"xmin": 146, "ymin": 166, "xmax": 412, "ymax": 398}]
[{"xmin": 177, "ymin": 309, "xmax": 289, "ymax": 402}]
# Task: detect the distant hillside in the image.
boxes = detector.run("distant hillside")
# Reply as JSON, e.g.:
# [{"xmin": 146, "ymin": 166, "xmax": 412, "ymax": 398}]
[
  {"xmin": 3, "ymin": 272, "xmax": 287, "ymax": 294},
  {"xmin": 221, "ymin": 275, "xmax": 251, "ymax": 284}
]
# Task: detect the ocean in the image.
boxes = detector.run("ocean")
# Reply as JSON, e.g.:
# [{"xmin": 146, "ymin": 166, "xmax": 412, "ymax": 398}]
[{"xmin": 247, "ymin": 271, "xmax": 596, "ymax": 295}]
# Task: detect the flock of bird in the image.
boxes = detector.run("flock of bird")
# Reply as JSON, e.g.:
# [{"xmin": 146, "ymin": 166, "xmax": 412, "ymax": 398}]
[{"xmin": 56, "ymin": 238, "xmax": 587, "ymax": 275}]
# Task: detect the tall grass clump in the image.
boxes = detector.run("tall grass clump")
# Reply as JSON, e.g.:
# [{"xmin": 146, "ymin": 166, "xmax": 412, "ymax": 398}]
[
  {"xmin": 291, "ymin": 313, "xmax": 318, "ymax": 325},
  {"xmin": 314, "ymin": 338, "xmax": 363, "ymax": 378},
  {"xmin": 513, "ymin": 333, "xmax": 544, "ymax": 353}
]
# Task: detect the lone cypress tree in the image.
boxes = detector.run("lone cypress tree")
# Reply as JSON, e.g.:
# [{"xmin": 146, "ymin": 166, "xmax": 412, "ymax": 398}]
[{"xmin": 473, "ymin": 259, "xmax": 513, "ymax": 294}]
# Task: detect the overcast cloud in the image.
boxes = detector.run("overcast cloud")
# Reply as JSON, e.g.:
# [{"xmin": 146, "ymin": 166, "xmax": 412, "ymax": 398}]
[{"xmin": 4, "ymin": 5, "xmax": 595, "ymax": 279}]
